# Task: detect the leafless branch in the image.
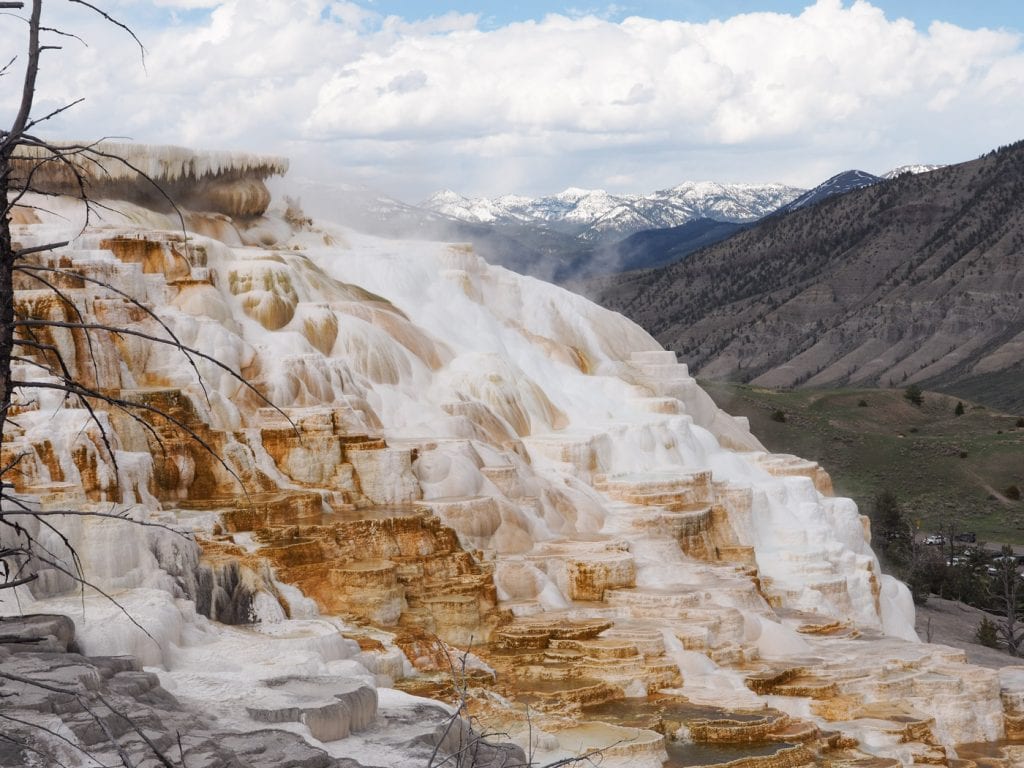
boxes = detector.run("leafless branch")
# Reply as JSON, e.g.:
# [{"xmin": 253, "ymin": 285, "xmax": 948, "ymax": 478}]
[
  {"xmin": 0, "ymin": 731, "xmax": 77, "ymax": 768},
  {"xmin": 11, "ymin": 377, "xmax": 250, "ymax": 495},
  {"xmin": 12, "ymin": 239, "xmax": 69, "ymax": 257},
  {"xmin": 13, "ymin": 274, "xmax": 292, "ymax": 424},
  {"xmin": 23, "ymin": 97, "xmax": 85, "ymax": 132},
  {"xmin": 39, "ymin": 24, "xmax": 86, "ymax": 46},
  {"xmin": 67, "ymin": 0, "xmax": 144, "ymax": 63},
  {"xmin": 0, "ymin": 711, "xmax": 104, "ymax": 766},
  {"xmin": 94, "ymin": 690, "xmax": 178, "ymax": 768}
]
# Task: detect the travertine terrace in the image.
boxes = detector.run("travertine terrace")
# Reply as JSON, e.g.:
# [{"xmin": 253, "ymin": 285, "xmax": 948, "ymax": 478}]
[{"xmin": 2, "ymin": 145, "xmax": 1024, "ymax": 767}]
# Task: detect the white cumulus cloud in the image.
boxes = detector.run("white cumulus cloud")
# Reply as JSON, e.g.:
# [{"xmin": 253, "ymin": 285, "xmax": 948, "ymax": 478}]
[{"xmin": 1, "ymin": 0, "xmax": 1021, "ymax": 199}]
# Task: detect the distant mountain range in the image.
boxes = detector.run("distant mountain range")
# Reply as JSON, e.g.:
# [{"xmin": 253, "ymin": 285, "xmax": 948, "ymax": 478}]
[
  {"xmin": 560, "ymin": 165, "xmax": 946, "ymax": 281},
  {"xmin": 422, "ymin": 181, "xmax": 804, "ymax": 241},
  {"xmin": 283, "ymin": 163, "xmax": 943, "ymax": 283},
  {"xmin": 588, "ymin": 142, "xmax": 1024, "ymax": 411}
]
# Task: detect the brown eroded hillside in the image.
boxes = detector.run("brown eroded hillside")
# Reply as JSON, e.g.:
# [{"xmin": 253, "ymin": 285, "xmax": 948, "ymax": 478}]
[{"xmin": 591, "ymin": 140, "xmax": 1024, "ymax": 411}]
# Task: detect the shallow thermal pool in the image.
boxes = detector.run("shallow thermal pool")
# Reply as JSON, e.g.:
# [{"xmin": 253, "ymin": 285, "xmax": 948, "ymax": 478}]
[{"xmin": 665, "ymin": 740, "xmax": 798, "ymax": 767}]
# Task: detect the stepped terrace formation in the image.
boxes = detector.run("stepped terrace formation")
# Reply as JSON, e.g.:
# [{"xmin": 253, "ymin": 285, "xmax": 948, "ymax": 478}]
[{"xmin": 2, "ymin": 145, "xmax": 1024, "ymax": 767}]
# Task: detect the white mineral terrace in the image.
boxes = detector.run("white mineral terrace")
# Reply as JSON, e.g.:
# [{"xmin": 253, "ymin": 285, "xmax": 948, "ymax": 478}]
[
  {"xmin": 2, "ymin": 167, "xmax": 1023, "ymax": 767},
  {"xmin": 13, "ymin": 141, "xmax": 289, "ymax": 183}
]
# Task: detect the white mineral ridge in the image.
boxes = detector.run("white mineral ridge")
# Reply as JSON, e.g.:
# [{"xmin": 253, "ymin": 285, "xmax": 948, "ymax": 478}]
[
  {"xmin": 4, "ymin": 191, "xmax": 911, "ymax": 633},
  {"xmin": 15, "ymin": 140, "xmax": 288, "ymax": 183},
  {"xmin": 0, "ymin": 183, "xmax": 953, "ymax": 762}
]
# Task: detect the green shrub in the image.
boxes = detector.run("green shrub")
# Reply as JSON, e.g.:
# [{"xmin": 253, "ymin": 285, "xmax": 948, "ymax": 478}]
[
  {"xmin": 857, "ymin": 399, "xmax": 868, "ymax": 407},
  {"xmin": 770, "ymin": 409, "xmax": 786, "ymax": 423},
  {"xmin": 1007, "ymin": 485, "xmax": 1022, "ymax": 501},
  {"xmin": 976, "ymin": 616, "xmax": 1001, "ymax": 649},
  {"xmin": 904, "ymin": 384, "xmax": 923, "ymax": 407}
]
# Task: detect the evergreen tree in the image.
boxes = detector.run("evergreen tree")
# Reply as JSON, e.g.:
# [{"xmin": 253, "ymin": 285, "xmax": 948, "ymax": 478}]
[
  {"xmin": 904, "ymin": 384, "xmax": 923, "ymax": 407},
  {"xmin": 871, "ymin": 490, "xmax": 912, "ymax": 568},
  {"xmin": 988, "ymin": 545, "xmax": 1024, "ymax": 656}
]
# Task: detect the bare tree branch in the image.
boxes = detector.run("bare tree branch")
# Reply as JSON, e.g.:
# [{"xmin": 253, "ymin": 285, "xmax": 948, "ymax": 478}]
[
  {"xmin": 6, "ymin": 0, "xmax": 40, "ymax": 146},
  {"xmin": 14, "ymin": 267, "xmax": 294, "ymax": 425},
  {"xmin": 12, "ymin": 239, "xmax": 69, "ymax": 257},
  {"xmin": 11, "ymin": 377, "xmax": 251, "ymax": 496},
  {"xmin": 0, "ymin": 6, "xmax": 286, "ymax": 766},
  {"xmin": 66, "ymin": 0, "xmax": 144, "ymax": 62}
]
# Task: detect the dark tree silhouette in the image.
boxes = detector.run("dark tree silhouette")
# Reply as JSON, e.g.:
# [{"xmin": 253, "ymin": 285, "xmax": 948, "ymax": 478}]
[
  {"xmin": 903, "ymin": 384, "xmax": 923, "ymax": 407},
  {"xmin": 988, "ymin": 545, "xmax": 1024, "ymax": 656}
]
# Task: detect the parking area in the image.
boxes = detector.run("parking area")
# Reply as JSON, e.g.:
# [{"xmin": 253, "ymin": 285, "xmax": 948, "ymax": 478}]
[{"xmin": 916, "ymin": 532, "xmax": 1024, "ymax": 573}]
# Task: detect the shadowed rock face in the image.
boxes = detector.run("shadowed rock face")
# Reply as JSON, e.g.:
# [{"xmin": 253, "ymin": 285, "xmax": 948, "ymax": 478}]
[
  {"xmin": 0, "ymin": 615, "xmax": 365, "ymax": 768},
  {"xmin": 2, "ymin": 158, "xmax": 1023, "ymax": 767}
]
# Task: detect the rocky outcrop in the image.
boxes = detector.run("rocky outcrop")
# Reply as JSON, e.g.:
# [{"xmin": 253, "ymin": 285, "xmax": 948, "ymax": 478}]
[
  {"xmin": 0, "ymin": 614, "xmax": 528, "ymax": 768},
  {"xmin": 0, "ymin": 615, "xmax": 362, "ymax": 768}
]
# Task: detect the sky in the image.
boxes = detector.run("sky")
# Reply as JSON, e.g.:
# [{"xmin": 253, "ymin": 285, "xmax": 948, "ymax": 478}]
[
  {"xmin": 363, "ymin": 1, "xmax": 1023, "ymax": 33},
  {"xmin": 3, "ymin": 1, "xmax": 1023, "ymax": 201}
]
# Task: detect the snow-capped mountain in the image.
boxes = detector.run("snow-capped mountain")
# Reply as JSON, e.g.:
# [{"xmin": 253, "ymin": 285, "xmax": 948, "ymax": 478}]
[
  {"xmin": 881, "ymin": 164, "xmax": 945, "ymax": 179},
  {"xmin": 422, "ymin": 181, "xmax": 804, "ymax": 240},
  {"xmin": 653, "ymin": 181, "xmax": 803, "ymax": 222},
  {"xmin": 424, "ymin": 188, "xmax": 535, "ymax": 223},
  {"xmin": 775, "ymin": 170, "xmax": 882, "ymax": 214}
]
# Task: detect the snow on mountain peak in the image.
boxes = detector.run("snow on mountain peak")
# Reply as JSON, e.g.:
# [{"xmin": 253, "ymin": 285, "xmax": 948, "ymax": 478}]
[
  {"xmin": 420, "ymin": 179, "xmax": 805, "ymax": 238},
  {"xmin": 420, "ymin": 189, "xmax": 506, "ymax": 223},
  {"xmin": 881, "ymin": 164, "xmax": 945, "ymax": 179},
  {"xmin": 554, "ymin": 186, "xmax": 607, "ymax": 200},
  {"xmin": 426, "ymin": 188, "xmax": 467, "ymax": 204}
]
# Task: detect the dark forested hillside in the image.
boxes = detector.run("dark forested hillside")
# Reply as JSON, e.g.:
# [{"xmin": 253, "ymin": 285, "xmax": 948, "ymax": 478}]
[
  {"xmin": 594, "ymin": 218, "xmax": 745, "ymax": 273},
  {"xmin": 590, "ymin": 141, "xmax": 1024, "ymax": 411}
]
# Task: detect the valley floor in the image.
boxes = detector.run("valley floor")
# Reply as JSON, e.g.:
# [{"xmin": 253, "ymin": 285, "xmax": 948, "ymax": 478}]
[{"xmin": 701, "ymin": 382, "xmax": 1024, "ymax": 543}]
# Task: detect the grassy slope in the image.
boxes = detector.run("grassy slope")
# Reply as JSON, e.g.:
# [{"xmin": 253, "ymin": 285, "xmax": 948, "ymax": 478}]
[{"xmin": 702, "ymin": 383, "xmax": 1024, "ymax": 543}]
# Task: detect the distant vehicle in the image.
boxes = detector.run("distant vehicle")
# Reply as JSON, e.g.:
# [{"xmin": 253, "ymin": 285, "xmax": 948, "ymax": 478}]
[
  {"xmin": 924, "ymin": 534, "xmax": 945, "ymax": 545},
  {"xmin": 955, "ymin": 532, "xmax": 977, "ymax": 543}
]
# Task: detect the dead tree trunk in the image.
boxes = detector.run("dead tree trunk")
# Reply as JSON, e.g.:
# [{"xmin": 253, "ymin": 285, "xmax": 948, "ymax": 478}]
[{"xmin": 1, "ymin": 0, "xmax": 37, "ymax": 447}]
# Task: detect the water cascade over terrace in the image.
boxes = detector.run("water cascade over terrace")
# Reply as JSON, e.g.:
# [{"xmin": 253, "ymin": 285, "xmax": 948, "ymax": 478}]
[{"xmin": 2, "ymin": 144, "xmax": 1024, "ymax": 768}]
